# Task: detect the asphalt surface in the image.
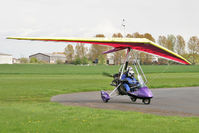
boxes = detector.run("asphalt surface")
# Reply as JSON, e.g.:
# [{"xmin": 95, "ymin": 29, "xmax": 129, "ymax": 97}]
[{"xmin": 51, "ymin": 87, "xmax": 199, "ymax": 116}]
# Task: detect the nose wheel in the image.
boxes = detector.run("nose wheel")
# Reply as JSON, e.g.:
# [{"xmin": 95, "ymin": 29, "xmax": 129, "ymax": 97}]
[
  {"xmin": 101, "ymin": 91, "xmax": 110, "ymax": 103},
  {"xmin": 102, "ymin": 98, "xmax": 109, "ymax": 103}
]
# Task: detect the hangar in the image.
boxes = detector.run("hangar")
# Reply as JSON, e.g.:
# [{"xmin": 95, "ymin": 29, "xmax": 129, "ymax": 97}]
[{"xmin": 29, "ymin": 53, "xmax": 66, "ymax": 64}]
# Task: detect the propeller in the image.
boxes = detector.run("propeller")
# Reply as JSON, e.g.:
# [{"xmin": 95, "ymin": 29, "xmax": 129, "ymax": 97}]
[{"xmin": 102, "ymin": 72, "xmax": 113, "ymax": 77}]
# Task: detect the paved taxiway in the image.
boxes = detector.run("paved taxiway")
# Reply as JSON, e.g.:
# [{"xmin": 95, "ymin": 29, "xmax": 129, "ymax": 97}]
[{"xmin": 51, "ymin": 87, "xmax": 199, "ymax": 116}]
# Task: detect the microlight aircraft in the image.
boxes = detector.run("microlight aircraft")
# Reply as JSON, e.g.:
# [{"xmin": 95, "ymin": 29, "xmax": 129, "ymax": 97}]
[{"xmin": 7, "ymin": 37, "xmax": 191, "ymax": 104}]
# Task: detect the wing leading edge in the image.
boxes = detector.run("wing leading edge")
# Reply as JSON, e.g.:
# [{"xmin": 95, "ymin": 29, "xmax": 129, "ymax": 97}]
[{"xmin": 7, "ymin": 37, "xmax": 191, "ymax": 65}]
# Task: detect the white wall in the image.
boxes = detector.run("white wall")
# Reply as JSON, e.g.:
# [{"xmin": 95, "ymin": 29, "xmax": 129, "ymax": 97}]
[{"xmin": 0, "ymin": 55, "xmax": 13, "ymax": 64}]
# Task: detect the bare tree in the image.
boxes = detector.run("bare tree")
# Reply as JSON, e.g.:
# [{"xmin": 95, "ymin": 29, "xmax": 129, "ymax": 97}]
[
  {"xmin": 126, "ymin": 33, "xmax": 133, "ymax": 38},
  {"xmin": 166, "ymin": 34, "xmax": 176, "ymax": 51},
  {"xmin": 188, "ymin": 36, "xmax": 199, "ymax": 64},
  {"xmin": 132, "ymin": 32, "xmax": 144, "ymax": 38},
  {"xmin": 144, "ymin": 33, "xmax": 155, "ymax": 42},
  {"xmin": 64, "ymin": 44, "xmax": 74, "ymax": 63},
  {"xmin": 75, "ymin": 43, "xmax": 88, "ymax": 59},
  {"xmin": 175, "ymin": 35, "xmax": 186, "ymax": 55},
  {"xmin": 158, "ymin": 35, "xmax": 167, "ymax": 47},
  {"xmin": 88, "ymin": 34, "xmax": 108, "ymax": 64}
]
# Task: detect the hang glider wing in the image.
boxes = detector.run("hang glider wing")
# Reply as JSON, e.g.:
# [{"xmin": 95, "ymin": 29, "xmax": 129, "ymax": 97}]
[{"xmin": 7, "ymin": 37, "xmax": 191, "ymax": 65}]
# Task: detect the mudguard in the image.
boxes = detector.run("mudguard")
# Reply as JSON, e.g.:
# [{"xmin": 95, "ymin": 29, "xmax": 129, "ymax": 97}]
[
  {"xmin": 130, "ymin": 86, "xmax": 153, "ymax": 98},
  {"xmin": 100, "ymin": 91, "xmax": 110, "ymax": 102}
]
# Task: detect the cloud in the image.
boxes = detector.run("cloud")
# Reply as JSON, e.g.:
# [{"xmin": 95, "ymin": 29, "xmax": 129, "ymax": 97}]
[
  {"xmin": 1, "ymin": 0, "xmax": 199, "ymax": 58},
  {"xmin": 94, "ymin": 20, "xmax": 120, "ymax": 35},
  {"xmin": 79, "ymin": 20, "xmax": 120, "ymax": 37}
]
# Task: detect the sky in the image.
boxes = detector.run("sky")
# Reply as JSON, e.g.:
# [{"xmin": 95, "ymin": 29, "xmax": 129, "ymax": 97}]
[{"xmin": 1, "ymin": 0, "xmax": 199, "ymax": 58}]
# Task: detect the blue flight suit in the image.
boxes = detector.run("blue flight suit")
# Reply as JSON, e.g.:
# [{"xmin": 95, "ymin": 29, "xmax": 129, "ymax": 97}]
[{"xmin": 121, "ymin": 73, "xmax": 139, "ymax": 92}]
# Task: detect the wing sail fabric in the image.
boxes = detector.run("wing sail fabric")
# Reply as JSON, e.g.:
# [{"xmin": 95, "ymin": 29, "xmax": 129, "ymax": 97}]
[{"xmin": 7, "ymin": 37, "xmax": 191, "ymax": 65}]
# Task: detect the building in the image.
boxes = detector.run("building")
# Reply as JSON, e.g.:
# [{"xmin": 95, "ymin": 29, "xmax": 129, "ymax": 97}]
[
  {"xmin": 0, "ymin": 53, "xmax": 13, "ymax": 64},
  {"xmin": 106, "ymin": 53, "xmax": 114, "ymax": 65},
  {"xmin": 29, "ymin": 53, "xmax": 66, "ymax": 64},
  {"xmin": 13, "ymin": 58, "xmax": 20, "ymax": 64},
  {"xmin": 152, "ymin": 56, "xmax": 158, "ymax": 62}
]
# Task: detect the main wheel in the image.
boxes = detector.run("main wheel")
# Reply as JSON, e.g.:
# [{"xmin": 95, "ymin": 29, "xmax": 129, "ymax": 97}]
[
  {"xmin": 142, "ymin": 98, "xmax": 151, "ymax": 104},
  {"xmin": 130, "ymin": 97, "xmax": 137, "ymax": 102}
]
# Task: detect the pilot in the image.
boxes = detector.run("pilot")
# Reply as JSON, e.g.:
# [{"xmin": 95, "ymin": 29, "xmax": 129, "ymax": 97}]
[{"xmin": 121, "ymin": 67, "xmax": 140, "ymax": 94}]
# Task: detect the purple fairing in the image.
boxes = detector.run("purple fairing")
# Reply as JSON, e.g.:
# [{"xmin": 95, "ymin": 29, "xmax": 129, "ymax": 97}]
[
  {"xmin": 132, "ymin": 86, "xmax": 153, "ymax": 98},
  {"xmin": 101, "ymin": 91, "xmax": 110, "ymax": 101}
]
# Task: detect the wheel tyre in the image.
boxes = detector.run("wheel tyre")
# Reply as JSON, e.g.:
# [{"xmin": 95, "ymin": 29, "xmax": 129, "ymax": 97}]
[
  {"xmin": 130, "ymin": 97, "xmax": 137, "ymax": 102},
  {"xmin": 101, "ymin": 95, "xmax": 109, "ymax": 103},
  {"xmin": 102, "ymin": 98, "xmax": 109, "ymax": 103},
  {"xmin": 142, "ymin": 98, "xmax": 150, "ymax": 104}
]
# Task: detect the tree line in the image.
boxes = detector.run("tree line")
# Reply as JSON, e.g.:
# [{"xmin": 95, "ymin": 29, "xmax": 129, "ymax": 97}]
[{"xmin": 64, "ymin": 33, "xmax": 199, "ymax": 65}]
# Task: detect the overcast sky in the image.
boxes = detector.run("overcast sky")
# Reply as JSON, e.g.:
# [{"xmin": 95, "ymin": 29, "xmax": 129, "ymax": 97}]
[{"xmin": 1, "ymin": 0, "xmax": 199, "ymax": 58}]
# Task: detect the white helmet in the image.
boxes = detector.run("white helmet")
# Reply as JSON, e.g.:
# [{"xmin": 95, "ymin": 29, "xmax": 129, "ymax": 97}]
[
  {"xmin": 127, "ymin": 66, "xmax": 133, "ymax": 71},
  {"xmin": 128, "ymin": 70, "xmax": 135, "ymax": 77}
]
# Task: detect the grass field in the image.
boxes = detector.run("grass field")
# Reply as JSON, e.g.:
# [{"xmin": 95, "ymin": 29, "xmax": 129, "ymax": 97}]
[{"xmin": 0, "ymin": 64, "xmax": 199, "ymax": 133}]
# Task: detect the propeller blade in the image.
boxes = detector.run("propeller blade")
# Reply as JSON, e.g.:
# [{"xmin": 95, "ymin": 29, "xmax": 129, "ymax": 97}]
[{"xmin": 102, "ymin": 72, "xmax": 113, "ymax": 77}]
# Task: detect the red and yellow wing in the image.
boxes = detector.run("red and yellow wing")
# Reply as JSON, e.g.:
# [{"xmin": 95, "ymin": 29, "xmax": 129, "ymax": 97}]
[{"xmin": 7, "ymin": 37, "xmax": 191, "ymax": 65}]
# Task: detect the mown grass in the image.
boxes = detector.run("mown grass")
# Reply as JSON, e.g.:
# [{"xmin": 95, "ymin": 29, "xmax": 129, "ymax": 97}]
[
  {"xmin": 0, "ymin": 64, "xmax": 199, "ymax": 133},
  {"xmin": 0, "ymin": 64, "xmax": 199, "ymax": 74},
  {"xmin": 1, "ymin": 102, "xmax": 199, "ymax": 133}
]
